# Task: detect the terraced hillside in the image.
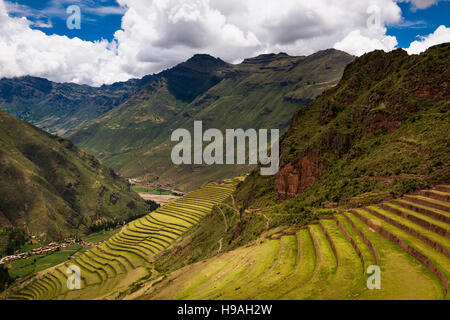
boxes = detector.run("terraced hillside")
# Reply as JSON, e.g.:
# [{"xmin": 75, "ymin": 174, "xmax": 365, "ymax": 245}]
[
  {"xmin": 135, "ymin": 185, "xmax": 450, "ymax": 300},
  {"xmin": 4, "ymin": 181, "xmax": 236, "ymax": 300}
]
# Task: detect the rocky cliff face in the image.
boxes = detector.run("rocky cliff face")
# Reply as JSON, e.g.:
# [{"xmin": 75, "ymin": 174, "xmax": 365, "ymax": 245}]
[
  {"xmin": 275, "ymin": 150, "xmax": 324, "ymax": 202},
  {"xmin": 275, "ymin": 130, "xmax": 355, "ymax": 203}
]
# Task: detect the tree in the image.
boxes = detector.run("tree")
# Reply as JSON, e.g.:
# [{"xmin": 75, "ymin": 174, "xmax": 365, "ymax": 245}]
[
  {"xmin": 5, "ymin": 229, "xmax": 27, "ymax": 255},
  {"xmin": 0, "ymin": 264, "xmax": 12, "ymax": 292}
]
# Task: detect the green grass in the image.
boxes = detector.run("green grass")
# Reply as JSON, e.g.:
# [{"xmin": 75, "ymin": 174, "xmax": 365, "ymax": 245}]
[
  {"xmin": 358, "ymin": 208, "xmax": 450, "ymax": 282},
  {"xmin": 154, "ymin": 189, "xmax": 173, "ymax": 195},
  {"xmin": 8, "ymin": 245, "xmax": 83, "ymax": 278},
  {"xmin": 18, "ymin": 244, "xmax": 41, "ymax": 253},
  {"xmin": 257, "ymin": 229, "xmax": 316, "ymax": 299},
  {"xmin": 131, "ymin": 186, "xmax": 150, "ymax": 193},
  {"xmin": 311, "ymin": 219, "xmax": 364, "ymax": 299},
  {"xmin": 228, "ymin": 235, "xmax": 297, "ymax": 299},
  {"xmin": 345, "ymin": 212, "xmax": 442, "ymax": 299},
  {"xmin": 131, "ymin": 186, "xmax": 177, "ymax": 195},
  {"xmin": 82, "ymin": 229, "xmax": 119, "ymax": 244},
  {"xmin": 215, "ymin": 239, "xmax": 280, "ymax": 300}
]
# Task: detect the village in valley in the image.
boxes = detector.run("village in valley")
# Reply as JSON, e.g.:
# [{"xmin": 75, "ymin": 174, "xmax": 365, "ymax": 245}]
[{"xmin": 0, "ymin": 238, "xmax": 96, "ymax": 265}]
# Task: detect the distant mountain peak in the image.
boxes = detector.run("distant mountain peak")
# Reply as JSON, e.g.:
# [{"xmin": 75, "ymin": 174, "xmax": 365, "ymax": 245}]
[
  {"xmin": 182, "ymin": 54, "xmax": 229, "ymax": 69},
  {"xmin": 242, "ymin": 52, "xmax": 293, "ymax": 65}
]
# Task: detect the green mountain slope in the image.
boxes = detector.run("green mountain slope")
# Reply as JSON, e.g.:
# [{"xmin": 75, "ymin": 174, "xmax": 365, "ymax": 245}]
[
  {"xmin": 2, "ymin": 45, "xmax": 448, "ymax": 301},
  {"xmin": 0, "ymin": 75, "xmax": 153, "ymax": 135},
  {"xmin": 0, "ymin": 110, "xmax": 148, "ymax": 241},
  {"xmin": 68, "ymin": 54, "xmax": 230, "ymax": 160},
  {"xmin": 70, "ymin": 50, "xmax": 354, "ymax": 191},
  {"xmin": 236, "ymin": 43, "xmax": 450, "ymax": 211}
]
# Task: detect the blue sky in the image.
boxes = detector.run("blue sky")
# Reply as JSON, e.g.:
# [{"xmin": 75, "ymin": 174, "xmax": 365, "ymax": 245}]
[
  {"xmin": 391, "ymin": 1, "xmax": 450, "ymax": 47},
  {"xmin": 5, "ymin": 0, "xmax": 124, "ymax": 41},
  {"xmin": 5, "ymin": 0, "xmax": 448, "ymax": 48}
]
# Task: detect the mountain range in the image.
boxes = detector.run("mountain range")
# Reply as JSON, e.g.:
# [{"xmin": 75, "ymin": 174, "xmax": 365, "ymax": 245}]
[
  {"xmin": 0, "ymin": 50, "xmax": 354, "ymax": 191},
  {"xmin": 67, "ymin": 49, "xmax": 354, "ymax": 190},
  {"xmin": 0, "ymin": 75, "xmax": 155, "ymax": 136}
]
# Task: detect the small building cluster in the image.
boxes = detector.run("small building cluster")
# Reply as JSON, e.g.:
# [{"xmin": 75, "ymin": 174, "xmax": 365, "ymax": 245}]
[
  {"xmin": 0, "ymin": 252, "xmax": 29, "ymax": 264},
  {"xmin": 0, "ymin": 238, "xmax": 96, "ymax": 265},
  {"xmin": 79, "ymin": 241, "xmax": 96, "ymax": 247}
]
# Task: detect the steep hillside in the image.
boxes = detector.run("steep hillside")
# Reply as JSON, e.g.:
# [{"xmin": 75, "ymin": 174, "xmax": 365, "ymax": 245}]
[
  {"xmin": 70, "ymin": 50, "xmax": 354, "ymax": 191},
  {"xmin": 236, "ymin": 43, "xmax": 450, "ymax": 212},
  {"xmin": 0, "ymin": 75, "xmax": 152, "ymax": 135},
  {"xmin": 68, "ymin": 54, "xmax": 230, "ymax": 160},
  {"xmin": 0, "ymin": 110, "xmax": 148, "ymax": 240}
]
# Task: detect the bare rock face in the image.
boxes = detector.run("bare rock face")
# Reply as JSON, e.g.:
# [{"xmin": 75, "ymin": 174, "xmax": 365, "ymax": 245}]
[
  {"xmin": 275, "ymin": 151, "xmax": 325, "ymax": 203},
  {"xmin": 275, "ymin": 127, "xmax": 356, "ymax": 203}
]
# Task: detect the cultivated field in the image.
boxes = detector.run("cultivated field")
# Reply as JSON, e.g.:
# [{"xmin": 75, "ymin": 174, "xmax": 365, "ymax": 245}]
[
  {"xmin": 5, "ymin": 181, "xmax": 236, "ymax": 300},
  {"xmin": 137, "ymin": 185, "xmax": 450, "ymax": 300}
]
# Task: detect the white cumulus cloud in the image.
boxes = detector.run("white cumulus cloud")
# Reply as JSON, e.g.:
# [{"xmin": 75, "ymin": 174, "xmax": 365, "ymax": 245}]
[
  {"xmin": 406, "ymin": 25, "xmax": 450, "ymax": 54},
  {"xmin": 396, "ymin": 0, "xmax": 441, "ymax": 10},
  {"xmin": 0, "ymin": 0, "xmax": 448, "ymax": 86},
  {"xmin": 334, "ymin": 30, "xmax": 398, "ymax": 56}
]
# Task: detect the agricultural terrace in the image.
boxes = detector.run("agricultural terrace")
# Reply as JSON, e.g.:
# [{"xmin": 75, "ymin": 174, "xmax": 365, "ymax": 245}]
[
  {"xmin": 139, "ymin": 185, "xmax": 450, "ymax": 300},
  {"xmin": 7, "ymin": 181, "xmax": 236, "ymax": 300}
]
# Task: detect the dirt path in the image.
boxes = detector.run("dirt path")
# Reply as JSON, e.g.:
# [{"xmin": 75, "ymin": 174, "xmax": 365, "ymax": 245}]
[
  {"xmin": 138, "ymin": 193, "xmax": 180, "ymax": 205},
  {"xmin": 217, "ymin": 238, "xmax": 223, "ymax": 254},
  {"xmin": 217, "ymin": 207, "xmax": 228, "ymax": 231}
]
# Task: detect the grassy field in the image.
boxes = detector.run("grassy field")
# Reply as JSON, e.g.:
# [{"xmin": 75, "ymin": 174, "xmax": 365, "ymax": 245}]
[
  {"xmin": 82, "ymin": 229, "xmax": 119, "ymax": 244},
  {"xmin": 131, "ymin": 186, "xmax": 151, "ymax": 193},
  {"xmin": 18, "ymin": 244, "xmax": 42, "ymax": 253},
  {"xmin": 8, "ymin": 245, "xmax": 83, "ymax": 279},
  {"xmin": 131, "ymin": 186, "xmax": 175, "ymax": 196}
]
